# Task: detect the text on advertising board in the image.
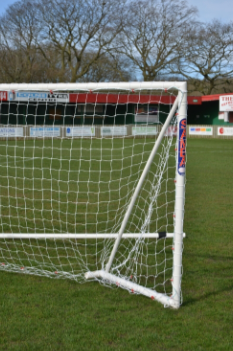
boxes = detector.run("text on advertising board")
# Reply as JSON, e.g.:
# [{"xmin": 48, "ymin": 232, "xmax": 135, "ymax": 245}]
[
  {"xmin": 219, "ymin": 95, "xmax": 233, "ymax": 112},
  {"xmin": 0, "ymin": 91, "xmax": 7, "ymax": 101},
  {"xmin": 10, "ymin": 92, "xmax": 69, "ymax": 102}
]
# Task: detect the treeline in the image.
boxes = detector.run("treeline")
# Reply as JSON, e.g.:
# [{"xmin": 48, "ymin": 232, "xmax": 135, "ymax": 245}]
[{"xmin": 0, "ymin": 0, "xmax": 233, "ymax": 95}]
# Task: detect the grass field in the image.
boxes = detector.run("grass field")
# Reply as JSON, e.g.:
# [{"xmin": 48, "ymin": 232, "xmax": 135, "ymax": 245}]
[
  {"xmin": 0, "ymin": 138, "xmax": 233, "ymax": 350},
  {"xmin": 0, "ymin": 136, "xmax": 176, "ymax": 295}
]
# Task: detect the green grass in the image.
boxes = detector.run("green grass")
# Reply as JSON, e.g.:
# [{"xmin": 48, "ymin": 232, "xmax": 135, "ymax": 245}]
[
  {"xmin": 0, "ymin": 138, "xmax": 175, "ymax": 234},
  {"xmin": 0, "ymin": 137, "xmax": 176, "ymax": 294},
  {"xmin": 0, "ymin": 138, "xmax": 233, "ymax": 350}
]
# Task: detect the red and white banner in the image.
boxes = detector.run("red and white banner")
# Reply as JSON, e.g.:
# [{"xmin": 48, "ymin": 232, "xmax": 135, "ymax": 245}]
[
  {"xmin": 218, "ymin": 127, "xmax": 233, "ymax": 136},
  {"xmin": 219, "ymin": 95, "xmax": 233, "ymax": 112},
  {"xmin": 0, "ymin": 91, "xmax": 8, "ymax": 101},
  {"xmin": 164, "ymin": 126, "xmax": 177, "ymax": 136}
]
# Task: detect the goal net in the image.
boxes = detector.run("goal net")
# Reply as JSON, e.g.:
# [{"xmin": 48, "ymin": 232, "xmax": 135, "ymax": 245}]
[{"xmin": 0, "ymin": 82, "xmax": 186, "ymax": 308}]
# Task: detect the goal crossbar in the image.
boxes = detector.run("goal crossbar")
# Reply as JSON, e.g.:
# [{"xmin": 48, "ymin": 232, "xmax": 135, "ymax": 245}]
[{"xmin": 0, "ymin": 81, "xmax": 187, "ymax": 92}]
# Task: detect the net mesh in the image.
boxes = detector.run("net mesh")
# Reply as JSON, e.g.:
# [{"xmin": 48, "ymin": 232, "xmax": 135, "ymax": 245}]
[{"xmin": 0, "ymin": 86, "xmax": 183, "ymax": 298}]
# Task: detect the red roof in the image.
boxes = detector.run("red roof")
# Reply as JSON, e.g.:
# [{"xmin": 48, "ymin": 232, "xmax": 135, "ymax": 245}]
[
  {"xmin": 202, "ymin": 92, "xmax": 233, "ymax": 102},
  {"xmin": 69, "ymin": 93, "xmax": 202, "ymax": 105},
  {"xmin": 2, "ymin": 90, "xmax": 231, "ymax": 104}
]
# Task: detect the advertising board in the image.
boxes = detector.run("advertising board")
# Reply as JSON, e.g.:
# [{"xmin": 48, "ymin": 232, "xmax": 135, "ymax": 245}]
[
  {"xmin": 0, "ymin": 91, "xmax": 8, "ymax": 101},
  {"xmin": 30, "ymin": 127, "xmax": 60, "ymax": 137},
  {"xmin": 219, "ymin": 95, "xmax": 233, "ymax": 112},
  {"xmin": 132, "ymin": 126, "xmax": 157, "ymax": 135},
  {"xmin": 66, "ymin": 127, "xmax": 95, "ymax": 137},
  {"xmin": 101, "ymin": 126, "xmax": 127, "ymax": 136},
  {"xmin": 0, "ymin": 127, "xmax": 23, "ymax": 137},
  {"xmin": 189, "ymin": 127, "xmax": 213, "ymax": 136},
  {"xmin": 218, "ymin": 127, "xmax": 233, "ymax": 136},
  {"xmin": 164, "ymin": 126, "xmax": 177, "ymax": 136},
  {"xmin": 10, "ymin": 92, "xmax": 69, "ymax": 103}
]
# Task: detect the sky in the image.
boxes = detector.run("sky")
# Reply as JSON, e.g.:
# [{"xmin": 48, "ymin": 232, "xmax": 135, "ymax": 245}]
[
  {"xmin": 0, "ymin": 0, "xmax": 16, "ymax": 15},
  {"xmin": 187, "ymin": 0, "xmax": 232, "ymax": 23},
  {"xmin": 0, "ymin": 0, "xmax": 232, "ymax": 23}
]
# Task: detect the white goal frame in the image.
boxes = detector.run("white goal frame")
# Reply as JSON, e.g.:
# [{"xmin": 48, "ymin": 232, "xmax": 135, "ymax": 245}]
[{"xmin": 0, "ymin": 81, "xmax": 187, "ymax": 309}]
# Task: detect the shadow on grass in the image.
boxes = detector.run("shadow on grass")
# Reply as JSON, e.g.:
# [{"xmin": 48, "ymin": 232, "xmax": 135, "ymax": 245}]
[
  {"xmin": 182, "ymin": 249, "xmax": 233, "ymax": 307},
  {"xmin": 184, "ymin": 252, "xmax": 233, "ymax": 262},
  {"xmin": 183, "ymin": 281, "xmax": 233, "ymax": 307}
]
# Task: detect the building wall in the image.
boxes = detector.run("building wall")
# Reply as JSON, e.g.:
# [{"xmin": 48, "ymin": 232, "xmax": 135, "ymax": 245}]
[
  {"xmin": 0, "ymin": 102, "xmax": 171, "ymax": 126},
  {"xmin": 1, "ymin": 98, "xmax": 233, "ymax": 126},
  {"xmin": 187, "ymin": 101, "xmax": 233, "ymax": 126}
]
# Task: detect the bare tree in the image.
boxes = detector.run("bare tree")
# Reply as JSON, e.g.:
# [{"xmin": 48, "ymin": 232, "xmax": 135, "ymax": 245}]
[
  {"xmin": 37, "ymin": 0, "xmax": 126, "ymax": 82},
  {"xmin": 176, "ymin": 20, "xmax": 233, "ymax": 95},
  {"xmin": 0, "ymin": 0, "xmax": 43, "ymax": 83},
  {"xmin": 0, "ymin": 0, "xmax": 128, "ymax": 83},
  {"xmin": 80, "ymin": 53, "xmax": 135, "ymax": 82},
  {"xmin": 116, "ymin": 0, "xmax": 198, "ymax": 81}
]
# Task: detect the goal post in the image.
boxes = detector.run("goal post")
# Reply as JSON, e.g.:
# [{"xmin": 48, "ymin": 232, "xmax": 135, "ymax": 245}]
[{"xmin": 0, "ymin": 81, "xmax": 187, "ymax": 309}]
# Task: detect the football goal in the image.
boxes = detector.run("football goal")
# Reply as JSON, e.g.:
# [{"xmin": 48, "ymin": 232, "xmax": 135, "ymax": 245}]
[{"xmin": 0, "ymin": 82, "xmax": 187, "ymax": 309}]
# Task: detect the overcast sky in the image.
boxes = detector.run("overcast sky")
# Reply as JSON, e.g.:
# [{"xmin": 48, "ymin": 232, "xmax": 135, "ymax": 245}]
[{"xmin": 0, "ymin": 0, "xmax": 232, "ymax": 23}]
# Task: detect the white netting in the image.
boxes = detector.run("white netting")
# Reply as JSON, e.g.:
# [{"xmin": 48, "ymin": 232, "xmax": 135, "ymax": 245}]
[{"xmin": 0, "ymin": 84, "xmax": 185, "ymax": 302}]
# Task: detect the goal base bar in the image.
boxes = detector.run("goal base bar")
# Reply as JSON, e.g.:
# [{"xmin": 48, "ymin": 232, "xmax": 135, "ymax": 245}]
[
  {"xmin": 85, "ymin": 270, "xmax": 179, "ymax": 309},
  {"xmin": 0, "ymin": 233, "xmax": 185, "ymax": 239}
]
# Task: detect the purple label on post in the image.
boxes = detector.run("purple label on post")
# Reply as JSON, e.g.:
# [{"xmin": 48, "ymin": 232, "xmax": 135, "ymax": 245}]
[{"xmin": 178, "ymin": 119, "xmax": 186, "ymax": 176}]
